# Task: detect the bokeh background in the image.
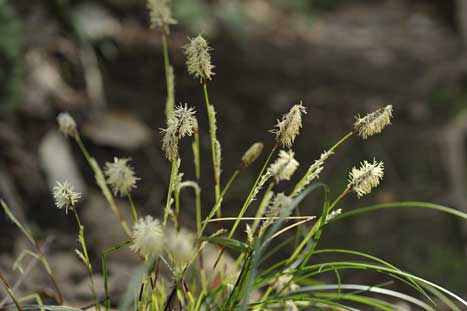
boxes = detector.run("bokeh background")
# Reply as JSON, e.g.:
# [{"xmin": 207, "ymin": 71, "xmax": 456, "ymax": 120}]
[{"xmin": 0, "ymin": 0, "xmax": 466, "ymax": 306}]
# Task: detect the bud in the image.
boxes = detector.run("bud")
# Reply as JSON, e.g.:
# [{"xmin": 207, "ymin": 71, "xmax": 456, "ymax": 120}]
[
  {"xmin": 240, "ymin": 142, "xmax": 264, "ymax": 168},
  {"xmin": 57, "ymin": 112, "xmax": 78, "ymax": 139}
]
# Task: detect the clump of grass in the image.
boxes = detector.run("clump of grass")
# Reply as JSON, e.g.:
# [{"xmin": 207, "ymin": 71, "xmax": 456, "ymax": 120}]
[{"xmin": 1, "ymin": 2, "xmax": 467, "ymax": 311}]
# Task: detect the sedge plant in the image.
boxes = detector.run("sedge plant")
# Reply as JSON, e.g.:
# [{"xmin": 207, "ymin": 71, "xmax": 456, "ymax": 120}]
[{"xmin": 1, "ymin": 1, "xmax": 467, "ymax": 311}]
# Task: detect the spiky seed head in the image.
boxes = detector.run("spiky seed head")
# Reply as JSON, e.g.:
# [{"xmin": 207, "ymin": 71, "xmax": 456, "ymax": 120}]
[
  {"xmin": 130, "ymin": 215, "xmax": 164, "ymax": 259},
  {"xmin": 165, "ymin": 227, "xmax": 195, "ymax": 269},
  {"xmin": 292, "ymin": 150, "xmax": 334, "ymax": 196},
  {"xmin": 147, "ymin": 0, "xmax": 177, "ymax": 33},
  {"xmin": 57, "ymin": 112, "xmax": 78, "ymax": 139},
  {"xmin": 161, "ymin": 104, "xmax": 197, "ymax": 161},
  {"xmin": 354, "ymin": 105, "xmax": 393, "ymax": 139},
  {"xmin": 270, "ymin": 103, "xmax": 307, "ymax": 148},
  {"xmin": 348, "ymin": 159, "xmax": 384, "ymax": 198},
  {"xmin": 240, "ymin": 142, "xmax": 264, "ymax": 168},
  {"xmin": 268, "ymin": 150, "xmax": 299, "ymax": 183},
  {"xmin": 184, "ymin": 34, "xmax": 215, "ymax": 82},
  {"xmin": 104, "ymin": 158, "xmax": 139, "ymax": 197},
  {"xmin": 52, "ymin": 181, "xmax": 81, "ymax": 214}
]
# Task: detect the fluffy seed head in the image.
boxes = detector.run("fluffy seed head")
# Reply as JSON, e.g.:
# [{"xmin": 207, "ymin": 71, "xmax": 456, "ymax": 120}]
[
  {"xmin": 165, "ymin": 227, "xmax": 195, "ymax": 269},
  {"xmin": 130, "ymin": 215, "xmax": 164, "ymax": 259},
  {"xmin": 266, "ymin": 193, "xmax": 292, "ymax": 218},
  {"xmin": 184, "ymin": 34, "xmax": 215, "ymax": 82},
  {"xmin": 348, "ymin": 159, "xmax": 384, "ymax": 198},
  {"xmin": 57, "ymin": 112, "xmax": 78, "ymax": 139},
  {"xmin": 240, "ymin": 142, "xmax": 264, "ymax": 168},
  {"xmin": 104, "ymin": 158, "xmax": 139, "ymax": 197},
  {"xmin": 270, "ymin": 103, "xmax": 307, "ymax": 148},
  {"xmin": 161, "ymin": 104, "xmax": 197, "ymax": 161},
  {"xmin": 354, "ymin": 105, "xmax": 393, "ymax": 139},
  {"xmin": 268, "ymin": 150, "xmax": 299, "ymax": 183},
  {"xmin": 147, "ymin": 0, "xmax": 177, "ymax": 33},
  {"xmin": 52, "ymin": 181, "xmax": 81, "ymax": 214}
]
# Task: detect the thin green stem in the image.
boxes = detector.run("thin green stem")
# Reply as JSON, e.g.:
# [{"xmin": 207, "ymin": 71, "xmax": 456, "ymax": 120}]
[
  {"xmin": 164, "ymin": 160, "xmax": 178, "ymax": 227},
  {"xmin": 162, "ymin": 34, "xmax": 174, "ymax": 119},
  {"xmin": 291, "ymin": 131, "xmax": 353, "ymax": 197},
  {"xmin": 0, "ymin": 271, "xmax": 23, "ymax": 311},
  {"xmin": 193, "ymin": 130, "xmax": 201, "ymax": 180},
  {"xmin": 102, "ymin": 240, "xmax": 132, "ymax": 311},
  {"xmin": 75, "ymin": 135, "xmax": 131, "ymax": 236},
  {"xmin": 251, "ymin": 181, "xmax": 275, "ymax": 236},
  {"xmin": 127, "ymin": 193, "xmax": 138, "ymax": 222},
  {"xmin": 229, "ymin": 145, "xmax": 277, "ymax": 238},
  {"xmin": 202, "ymin": 83, "xmax": 221, "ymax": 204},
  {"xmin": 199, "ymin": 169, "xmax": 240, "ymax": 237},
  {"xmin": 72, "ymin": 207, "xmax": 100, "ymax": 311}
]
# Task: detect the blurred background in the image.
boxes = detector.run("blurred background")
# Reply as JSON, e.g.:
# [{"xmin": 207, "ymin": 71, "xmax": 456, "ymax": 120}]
[{"xmin": 0, "ymin": 0, "xmax": 466, "ymax": 306}]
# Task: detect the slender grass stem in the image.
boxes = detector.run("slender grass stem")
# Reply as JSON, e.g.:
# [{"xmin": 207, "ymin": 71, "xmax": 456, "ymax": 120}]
[
  {"xmin": 199, "ymin": 169, "xmax": 240, "ymax": 237},
  {"xmin": 102, "ymin": 240, "xmax": 131, "ymax": 311},
  {"xmin": 229, "ymin": 145, "xmax": 277, "ymax": 238},
  {"xmin": 164, "ymin": 160, "xmax": 178, "ymax": 227},
  {"xmin": 202, "ymin": 83, "xmax": 221, "ymax": 205},
  {"xmin": 0, "ymin": 271, "xmax": 23, "ymax": 311},
  {"xmin": 162, "ymin": 34, "xmax": 174, "ymax": 119},
  {"xmin": 75, "ymin": 135, "xmax": 131, "ymax": 236},
  {"xmin": 72, "ymin": 206, "xmax": 100, "ymax": 311},
  {"xmin": 127, "ymin": 193, "xmax": 138, "ymax": 222},
  {"xmin": 250, "ymin": 182, "xmax": 274, "ymax": 236}
]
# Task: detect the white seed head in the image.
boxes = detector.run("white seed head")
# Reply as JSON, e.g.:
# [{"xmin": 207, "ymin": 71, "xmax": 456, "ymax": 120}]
[
  {"xmin": 165, "ymin": 227, "xmax": 195, "ymax": 269},
  {"xmin": 147, "ymin": 0, "xmax": 177, "ymax": 33},
  {"xmin": 130, "ymin": 215, "xmax": 164, "ymax": 259},
  {"xmin": 104, "ymin": 157, "xmax": 139, "ymax": 197},
  {"xmin": 293, "ymin": 150, "xmax": 334, "ymax": 196},
  {"xmin": 354, "ymin": 105, "xmax": 393, "ymax": 139},
  {"xmin": 285, "ymin": 300, "xmax": 299, "ymax": 311},
  {"xmin": 268, "ymin": 150, "xmax": 299, "ymax": 183},
  {"xmin": 161, "ymin": 104, "xmax": 197, "ymax": 161},
  {"xmin": 325, "ymin": 208, "xmax": 342, "ymax": 223},
  {"xmin": 52, "ymin": 181, "xmax": 81, "ymax": 214},
  {"xmin": 266, "ymin": 192, "xmax": 292, "ymax": 218},
  {"xmin": 251, "ymin": 171, "xmax": 272, "ymax": 202},
  {"xmin": 270, "ymin": 103, "xmax": 307, "ymax": 148},
  {"xmin": 57, "ymin": 112, "xmax": 78, "ymax": 139},
  {"xmin": 184, "ymin": 34, "xmax": 215, "ymax": 82},
  {"xmin": 273, "ymin": 274, "xmax": 300, "ymax": 295},
  {"xmin": 348, "ymin": 159, "xmax": 384, "ymax": 198},
  {"xmin": 240, "ymin": 142, "xmax": 264, "ymax": 168}
]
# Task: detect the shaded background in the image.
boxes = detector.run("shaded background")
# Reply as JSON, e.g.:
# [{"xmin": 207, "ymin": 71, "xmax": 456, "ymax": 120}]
[{"xmin": 0, "ymin": 0, "xmax": 466, "ymax": 306}]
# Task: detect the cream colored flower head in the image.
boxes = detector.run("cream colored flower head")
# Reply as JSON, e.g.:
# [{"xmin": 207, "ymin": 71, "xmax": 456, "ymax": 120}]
[
  {"xmin": 348, "ymin": 159, "xmax": 384, "ymax": 198},
  {"xmin": 268, "ymin": 150, "xmax": 299, "ymax": 183},
  {"xmin": 270, "ymin": 103, "xmax": 307, "ymax": 148},
  {"xmin": 161, "ymin": 104, "xmax": 197, "ymax": 161},
  {"xmin": 267, "ymin": 192, "xmax": 291, "ymax": 216},
  {"xmin": 104, "ymin": 157, "xmax": 139, "ymax": 197},
  {"xmin": 184, "ymin": 34, "xmax": 215, "ymax": 82},
  {"xmin": 354, "ymin": 105, "xmax": 393, "ymax": 139},
  {"xmin": 52, "ymin": 181, "xmax": 81, "ymax": 214},
  {"xmin": 240, "ymin": 142, "xmax": 264, "ymax": 168},
  {"xmin": 165, "ymin": 227, "xmax": 195, "ymax": 269},
  {"xmin": 57, "ymin": 112, "xmax": 78, "ymax": 139},
  {"xmin": 130, "ymin": 215, "xmax": 164, "ymax": 259},
  {"xmin": 147, "ymin": 0, "xmax": 177, "ymax": 33}
]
